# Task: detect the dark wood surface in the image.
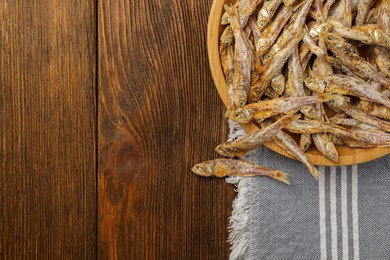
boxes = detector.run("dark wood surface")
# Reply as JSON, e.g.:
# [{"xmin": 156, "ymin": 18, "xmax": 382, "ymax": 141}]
[
  {"xmin": 1, "ymin": 0, "xmax": 234, "ymax": 259},
  {"xmin": 98, "ymin": 0, "xmax": 234, "ymax": 259}
]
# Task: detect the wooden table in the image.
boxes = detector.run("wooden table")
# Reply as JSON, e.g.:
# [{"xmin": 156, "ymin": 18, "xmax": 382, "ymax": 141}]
[{"xmin": 0, "ymin": 0, "xmax": 235, "ymax": 258}]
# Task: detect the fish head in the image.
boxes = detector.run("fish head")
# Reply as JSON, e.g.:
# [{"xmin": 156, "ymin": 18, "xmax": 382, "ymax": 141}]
[
  {"xmin": 373, "ymin": 29, "xmax": 390, "ymax": 48},
  {"xmin": 215, "ymin": 144, "xmax": 235, "ymax": 158},
  {"xmin": 257, "ymin": 10, "xmax": 269, "ymax": 30},
  {"xmin": 221, "ymin": 14, "xmax": 230, "ymax": 25},
  {"xmin": 304, "ymin": 77, "xmax": 327, "ymax": 93},
  {"xmin": 220, "ymin": 27, "xmax": 234, "ymax": 46},
  {"xmin": 191, "ymin": 162, "xmax": 212, "ymax": 177},
  {"xmin": 262, "ymin": 52, "xmax": 273, "ymax": 64},
  {"xmin": 300, "ymin": 105, "xmax": 317, "ymax": 118},
  {"xmin": 326, "ymin": 95, "xmax": 350, "ymax": 108},
  {"xmin": 230, "ymin": 107, "xmax": 253, "ymax": 123},
  {"xmin": 265, "ymin": 87, "xmax": 278, "ymax": 98},
  {"xmin": 257, "ymin": 39, "xmax": 271, "ymax": 55},
  {"xmin": 324, "ymin": 33, "xmax": 347, "ymax": 54},
  {"xmin": 233, "ymin": 89, "xmax": 248, "ymax": 107}
]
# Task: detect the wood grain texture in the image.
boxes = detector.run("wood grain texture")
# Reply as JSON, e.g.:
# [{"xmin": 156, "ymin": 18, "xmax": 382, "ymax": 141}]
[
  {"xmin": 207, "ymin": 0, "xmax": 390, "ymax": 166},
  {"xmin": 0, "ymin": 1, "xmax": 96, "ymax": 259},
  {"xmin": 98, "ymin": 0, "xmax": 235, "ymax": 259}
]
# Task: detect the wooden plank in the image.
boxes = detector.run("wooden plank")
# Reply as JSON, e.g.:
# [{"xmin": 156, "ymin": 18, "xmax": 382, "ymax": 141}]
[
  {"xmin": 0, "ymin": 1, "xmax": 96, "ymax": 259},
  {"xmin": 98, "ymin": 0, "xmax": 235, "ymax": 258}
]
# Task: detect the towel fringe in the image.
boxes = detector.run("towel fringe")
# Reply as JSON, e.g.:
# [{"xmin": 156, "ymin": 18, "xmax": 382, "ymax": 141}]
[
  {"xmin": 226, "ymin": 120, "xmax": 251, "ymax": 260},
  {"xmin": 226, "ymin": 177, "xmax": 252, "ymax": 260}
]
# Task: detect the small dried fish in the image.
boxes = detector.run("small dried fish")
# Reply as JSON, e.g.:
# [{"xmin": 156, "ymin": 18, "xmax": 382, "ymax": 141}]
[
  {"xmin": 313, "ymin": 132, "xmax": 339, "ymax": 162},
  {"xmin": 238, "ymin": 0, "xmax": 264, "ymax": 28},
  {"xmin": 305, "ymin": 75, "xmax": 390, "ymax": 108},
  {"xmin": 263, "ymin": 0, "xmax": 314, "ymax": 64},
  {"xmin": 327, "ymin": 19, "xmax": 390, "ymax": 48},
  {"xmin": 300, "ymin": 133, "xmax": 312, "ymax": 151},
  {"xmin": 231, "ymin": 95, "xmax": 330, "ymax": 123},
  {"xmin": 374, "ymin": 0, "xmax": 390, "ymax": 76},
  {"xmin": 225, "ymin": 4, "xmax": 252, "ymax": 107},
  {"xmin": 328, "ymin": 95, "xmax": 390, "ymax": 132},
  {"xmin": 329, "ymin": 113, "xmax": 380, "ymax": 131},
  {"xmin": 257, "ymin": 0, "xmax": 283, "ymax": 31},
  {"xmin": 191, "ymin": 159, "xmax": 290, "ymax": 184},
  {"xmin": 286, "ymin": 119, "xmax": 363, "ymax": 140},
  {"xmin": 220, "ymin": 44, "xmax": 235, "ymax": 117},
  {"xmin": 270, "ymin": 74, "xmax": 286, "ymax": 95},
  {"xmin": 302, "ymin": 27, "xmax": 325, "ymax": 57},
  {"xmin": 273, "ymin": 130, "xmax": 320, "ymax": 179},
  {"xmin": 355, "ymin": 0, "xmax": 375, "ymax": 26},
  {"xmin": 220, "ymin": 26, "xmax": 234, "ymax": 46},
  {"xmin": 249, "ymin": 32, "xmax": 304, "ymax": 102},
  {"xmin": 256, "ymin": 4, "xmax": 294, "ymax": 55},
  {"xmin": 330, "ymin": 134, "xmax": 382, "ymax": 148},
  {"xmin": 324, "ymin": 32, "xmax": 390, "ymax": 86},
  {"xmin": 216, "ymin": 114, "xmax": 300, "ymax": 157},
  {"xmin": 358, "ymin": 100, "xmax": 390, "ymax": 120}
]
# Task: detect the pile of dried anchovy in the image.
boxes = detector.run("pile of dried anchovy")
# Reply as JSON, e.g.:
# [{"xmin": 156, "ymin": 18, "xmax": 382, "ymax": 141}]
[{"xmin": 192, "ymin": 0, "xmax": 390, "ymax": 184}]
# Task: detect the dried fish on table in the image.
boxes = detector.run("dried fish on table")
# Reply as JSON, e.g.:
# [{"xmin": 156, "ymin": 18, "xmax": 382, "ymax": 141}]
[
  {"xmin": 193, "ymin": 0, "xmax": 390, "ymax": 184},
  {"xmin": 231, "ymin": 95, "xmax": 331, "ymax": 123},
  {"xmin": 215, "ymin": 114, "xmax": 300, "ymax": 157},
  {"xmin": 304, "ymin": 74, "xmax": 390, "ymax": 107},
  {"xmin": 191, "ymin": 159, "xmax": 290, "ymax": 184}
]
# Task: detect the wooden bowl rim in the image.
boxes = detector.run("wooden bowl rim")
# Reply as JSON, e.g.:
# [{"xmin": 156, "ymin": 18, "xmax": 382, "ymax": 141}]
[{"xmin": 206, "ymin": 0, "xmax": 390, "ymax": 166}]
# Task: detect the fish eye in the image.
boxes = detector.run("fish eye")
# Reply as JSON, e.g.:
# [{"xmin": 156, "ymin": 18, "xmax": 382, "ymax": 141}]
[
  {"xmin": 239, "ymin": 101, "xmax": 246, "ymax": 107},
  {"xmin": 328, "ymin": 99, "xmax": 334, "ymax": 104},
  {"xmin": 244, "ymin": 109, "xmax": 252, "ymax": 117},
  {"xmin": 195, "ymin": 165, "xmax": 203, "ymax": 171},
  {"xmin": 309, "ymin": 109, "xmax": 315, "ymax": 115},
  {"xmin": 322, "ymin": 81, "xmax": 328, "ymax": 88},
  {"xmin": 384, "ymin": 39, "xmax": 389, "ymax": 44},
  {"xmin": 308, "ymin": 79, "xmax": 313, "ymax": 84},
  {"xmin": 234, "ymin": 111, "xmax": 240, "ymax": 117},
  {"xmin": 266, "ymin": 54, "xmax": 271, "ymax": 59},
  {"xmin": 259, "ymin": 22, "xmax": 264, "ymax": 26},
  {"xmin": 327, "ymin": 36, "xmax": 333, "ymax": 41}
]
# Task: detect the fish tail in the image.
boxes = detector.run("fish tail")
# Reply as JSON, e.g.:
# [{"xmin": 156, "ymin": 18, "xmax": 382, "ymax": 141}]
[
  {"xmin": 273, "ymin": 171, "xmax": 291, "ymax": 185},
  {"xmin": 318, "ymin": 93, "xmax": 336, "ymax": 102},
  {"xmin": 307, "ymin": 165, "xmax": 320, "ymax": 180},
  {"xmin": 224, "ymin": 4, "xmax": 238, "ymax": 17}
]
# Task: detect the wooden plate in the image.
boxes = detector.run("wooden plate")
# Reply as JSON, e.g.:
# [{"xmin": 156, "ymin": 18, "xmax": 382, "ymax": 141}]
[{"xmin": 206, "ymin": 0, "xmax": 390, "ymax": 166}]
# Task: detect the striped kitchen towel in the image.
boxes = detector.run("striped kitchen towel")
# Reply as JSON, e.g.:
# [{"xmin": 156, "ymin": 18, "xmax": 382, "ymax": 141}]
[{"xmin": 226, "ymin": 120, "xmax": 390, "ymax": 260}]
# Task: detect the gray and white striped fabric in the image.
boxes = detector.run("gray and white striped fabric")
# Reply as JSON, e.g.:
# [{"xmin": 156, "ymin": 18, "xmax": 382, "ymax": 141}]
[{"xmin": 227, "ymin": 121, "xmax": 390, "ymax": 260}]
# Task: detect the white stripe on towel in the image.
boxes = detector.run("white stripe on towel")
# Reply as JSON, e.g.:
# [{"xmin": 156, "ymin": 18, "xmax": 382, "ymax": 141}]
[
  {"xmin": 352, "ymin": 164, "xmax": 360, "ymax": 260},
  {"xmin": 330, "ymin": 167, "xmax": 338, "ymax": 260},
  {"xmin": 319, "ymin": 166, "xmax": 327, "ymax": 260},
  {"xmin": 341, "ymin": 166, "xmax": 349, "ymax": 260}
]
